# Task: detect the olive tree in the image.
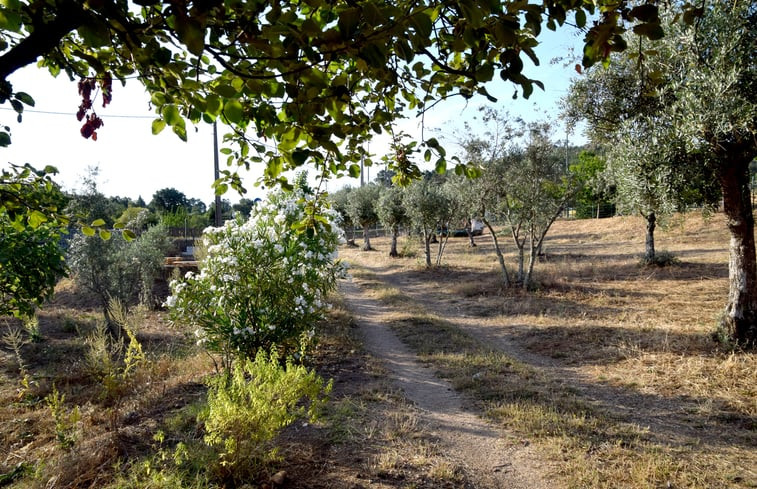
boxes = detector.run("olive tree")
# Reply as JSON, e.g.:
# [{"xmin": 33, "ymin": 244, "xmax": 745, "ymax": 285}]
[
  {"xmin": 567, "ymin": 0, "xmax": 755, "ymax": 345},
  {"xmin": 402, "ymin": 175, "xmax": 450, "ymax": 267},
  {"xmin": 346, "ymin": 184, "xmax": 381, "ymax": 251},
  {"xmin": 563, "ymin": 48, "xmax": 719, "ymax": 263},
  {"xmin": 647, "ymin": 0, "xmax": 757, "ymax": 345},
  {"xmin": 462, "ymin": 113, "xmax": 579, "ymax": 288},
  {"xmin": 376, "ymin": 186, "xmax": 408, "ymax": 257}
]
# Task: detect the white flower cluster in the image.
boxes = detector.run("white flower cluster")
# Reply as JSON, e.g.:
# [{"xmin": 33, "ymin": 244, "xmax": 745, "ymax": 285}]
[{"xmin": 166, "ymin": 188, "xmax": 344, "ymax": 358}]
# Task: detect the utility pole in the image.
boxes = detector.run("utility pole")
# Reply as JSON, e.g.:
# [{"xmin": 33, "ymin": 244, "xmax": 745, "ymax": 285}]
[{"xmin": 213, "ymin": 121, "xmax": 222, "ymax": 227}]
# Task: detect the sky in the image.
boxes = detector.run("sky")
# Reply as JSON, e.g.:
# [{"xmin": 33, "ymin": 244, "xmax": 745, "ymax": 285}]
[{"xmin": 0, "ymin": 24, "xmax": 587, "ymax": 206}]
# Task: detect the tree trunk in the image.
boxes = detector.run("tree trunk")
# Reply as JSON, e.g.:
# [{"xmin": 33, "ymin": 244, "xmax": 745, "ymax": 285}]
[
  {"xmin": 644, "ymin": 211, "xmax": 656, "ymax": 263},
  {"xmin": 389, "ymin": 227, "xmax": 399, "ymax": 257},
  {"xmin": 435, "ymin": 233, "xmax": 449, "ymax": 266},
  {"xmin": 524, "ymin": 233, "xmax": 537, "ymax": 290},
  {"xmin": 719, "ymin": 161, "xmax": 757, "ymax": 346},
  {"xmin": 466, "ymin": 219, "xmax": 476, "ymax": 247},
  {"xmin": 422, "ymin": 228, "xmax": 432, "ymax": 267},
  {"xmin": 361, "ymin": 225, "xmax": 372, "ymax": 251},
  {"xmin": 483, "ymin": 218, "xmax": 510, "ymax": 287}
]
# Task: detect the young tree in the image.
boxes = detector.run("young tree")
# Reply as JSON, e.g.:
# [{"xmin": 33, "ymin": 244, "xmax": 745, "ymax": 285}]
[
  {"xmin": 329, "ymin": 187, "xmax": 356, "ymax": 246},
  {"xmin": 463, "ymin": 113, "xmax": 578, "ymax": 288},
  {"xmin": 496, "ymin": 123, "xmax": 578, "ymax": 288},
  {"xmin": 68, "ymin": 225, "xmax": 172, "ymax": 324},
  {"xmin": 376, "ymin": 186, "xmax": 408, "ymax": 257},
  {"xmin": 443, "ymin": 173, "xmax": 482, "ymax": 247},
  {"xmin": 346, "ymin": 184, "xmax": 381, "ymax": 251},
  {"xmin": 403, "ymin": 176, "xmax": 450, "ymax": 267}
]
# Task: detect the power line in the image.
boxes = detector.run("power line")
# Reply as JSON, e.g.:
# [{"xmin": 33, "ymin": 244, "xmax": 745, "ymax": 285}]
[{"xmin": 0, "ymin": 106, "xmax": 155, "ymax": 119}]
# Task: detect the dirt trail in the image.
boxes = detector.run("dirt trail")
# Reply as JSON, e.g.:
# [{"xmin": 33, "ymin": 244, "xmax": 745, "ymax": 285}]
[
  {"xmin": 340, "ymin": 279, "xmax": 553, "ymax": 489},
  {"xmin": 352, "ymin": 263, "xmax": 756, "ymax": 453}
]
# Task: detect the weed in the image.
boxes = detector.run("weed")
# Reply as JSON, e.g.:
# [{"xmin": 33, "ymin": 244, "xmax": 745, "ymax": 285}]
[
  {"xmin": 45, "ymin": 384, "xmax": 81, "ymax": 450},
  {"xmin": 201, "ymin": 350, "xmax": 332, "ymax": 484},
  {"xmin": 2, "ymin": 325, "xmax": 37, "ymax": 400},
  {"xmin": 23, "ymin": 314, "xmax": 42, "ymax": 343},
  {"xmin": 84, "ymin": 298, "xmax": 146, "ymax": 433}
]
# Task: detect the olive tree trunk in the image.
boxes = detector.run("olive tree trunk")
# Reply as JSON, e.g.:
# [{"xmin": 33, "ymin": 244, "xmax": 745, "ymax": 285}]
[
  {"xmin": 422, "ymin": 228, "xmax": 432, "ymax": 268},
  {"xmin": 719, "ymin": 161, "xmax": 757, "ymax": 346},
  {"xmin": 644, "ymin": 211, "xmax": 656, "ymax": 263},
  {"xmin": 483, "ymin": 218, "xmax": 510, "ymax": 287},
  {"xmin": 389, "ymin": 226, "xmax": 399, "ymax": 257},
  {"xmin": 360, "ymin": 225, "xmax": 372, "ymax": 251}
]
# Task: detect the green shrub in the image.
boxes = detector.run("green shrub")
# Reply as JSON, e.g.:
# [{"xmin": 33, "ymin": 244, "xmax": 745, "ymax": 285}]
[
  {"xmin": 167, "ymin": 188, "xmax": 344, "ymax": 364},
  {"xmin": 640, "ymin": 250, "xmax": 680, "ymax": 267},
  {"xmin": 68, "ymin": 224, "xmax": 171, "ymax": 313},
  {"xmin": 201, "ymin": 350, "xmax": 332, "ymax": 483}
]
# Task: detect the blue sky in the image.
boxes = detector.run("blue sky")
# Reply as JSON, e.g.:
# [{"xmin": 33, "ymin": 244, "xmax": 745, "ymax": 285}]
[{"xmin": 0, "ymin": 24, "xmax": 586, "ymax": 205}]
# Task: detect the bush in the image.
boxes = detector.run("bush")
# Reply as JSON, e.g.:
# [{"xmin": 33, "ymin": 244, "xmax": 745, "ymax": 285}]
[
  {"xmin": 200, "ymin": 350, "xmax": 331, "ymax": 483},
  {"xmin": 640, "ymin": 250, "xmax": 680, "ymax": 267},
  {"xmin": 68, "ymin": 224, "xmax": 172, "ymax": 314},
  {"xmin": 166, "ymin": 188, "xmax": 344, "ymax": 362}
]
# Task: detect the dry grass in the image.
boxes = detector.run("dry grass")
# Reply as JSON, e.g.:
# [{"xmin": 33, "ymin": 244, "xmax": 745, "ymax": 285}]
[
  {"xmin": 0, "ymin": 278, "xmax": 480, "ymax": 488},
  {"xmin": 340, "ymin": 213, "xmax": 757, "ymax": 488}
]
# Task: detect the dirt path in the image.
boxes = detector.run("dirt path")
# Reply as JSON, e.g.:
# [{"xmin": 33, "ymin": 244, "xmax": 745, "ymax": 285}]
[
  {"xmin": 340, "ymin": 279, "xmax": 553, "ymax": 489},
  {"xmin": 351, "ymin": 262, "xmax": 756, "ymax": 453}
]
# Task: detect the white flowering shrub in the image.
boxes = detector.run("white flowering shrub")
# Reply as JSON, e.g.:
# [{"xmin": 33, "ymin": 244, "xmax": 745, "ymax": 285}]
[{"xmin": 166, "ymin": 189, "xmax": 344, "ymax": 361}]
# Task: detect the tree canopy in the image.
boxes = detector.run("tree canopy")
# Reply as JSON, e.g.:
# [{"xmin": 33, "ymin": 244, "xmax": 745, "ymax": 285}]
[{"xmin": 0, "ymin": 0, "xmax": 677, "ymax": 193}]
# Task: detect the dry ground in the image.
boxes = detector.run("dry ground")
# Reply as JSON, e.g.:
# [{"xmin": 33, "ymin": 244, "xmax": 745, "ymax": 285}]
[
  {"xmin": 340, "ymin": 213, "xmax": 756, "ymax": 488},
  {"xmin": 0, "ymin": 283, "xmax": 482, "ymax": 488},
  {"xmin": 0, "ymin": 213, "xmax": 754, "ymax": 488}
]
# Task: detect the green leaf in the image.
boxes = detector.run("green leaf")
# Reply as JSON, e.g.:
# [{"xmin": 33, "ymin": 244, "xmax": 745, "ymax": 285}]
[
  {"xmin": 348, "ymin": 164, "xmax": 361, "ymax": 178},
  {"xmin": 223, "ymin": 99, "xmax": 244, "ymax": 124},
  {"xmin": 214, "ymin": 84, "xmax": 237, "ymax": 98},
  {"xmin": 205, "ymin": 94, "xmax": 222, "ymax": 116},
  {"xmin": 10, "ymin": 99, "xmax": 22, "ymax": 114},
  {"xmin": 629, "ymin": 4, "xmax": 658, "ymax": 22},
  {"xmin": 91, "ymin": 219, "xmax": 106, "ymax": 227},
  {"xmin": 123, "ymin": 229, "xmax": 137, "ymax": 241},
  {"xmin": 409, "ymin": 11, "xmax": 432, "ymax": 38},
  {"xmin": 82, "ymin": 226, "xmax": 96, "ymax": 237},
  {"xmin": 575, "ymin": 9, "xmax": 586, "ymax": 28},
  {"xmin": 98, "ymin": 229, "xmax": 112, "ymax": 240},
  {"xmin": 338, "ymin": 7, "xmax": 361, "ymax": 38},
  {"xmin": 14, "ymin": 92, "xmax": 34, "ymax": 107},
  {"xmin": 0, "ymin": 8, "xmax": 21, "ymax": 32},
  {"xmin": 435, "ymin": 158, "xmax": 446, "ymax": 174},
  {"xmin": 292, "ymin": 149, "xmax": 309, "ymax": 166},
  {"xmin": 151, "ymin": 92, "xmax": 167, "ymax": 106},
  {"xmin": 175, "ymin": 16, "xmax": 205, "ymax": 55},
  {"xmin": 161, "ymin": 104, "xmax": 182, "ymax": 126},
  {"xmin": 0, "ymin": 132, "xmax": 11, "ymax": 147},
  {"xmin": 632, "ymin": 22, "xmax": 664, "ymax": 40},
  {"xmin": 152, "ymin": 118, "xmax": 166, "ymax": 135},
  {"xmin": 29, "ymin": 210, "xmax": 47, "ymax": 228},
  {"xmin": 173, "ymin": 123, "xmax": 187, "ymax": 142}
]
